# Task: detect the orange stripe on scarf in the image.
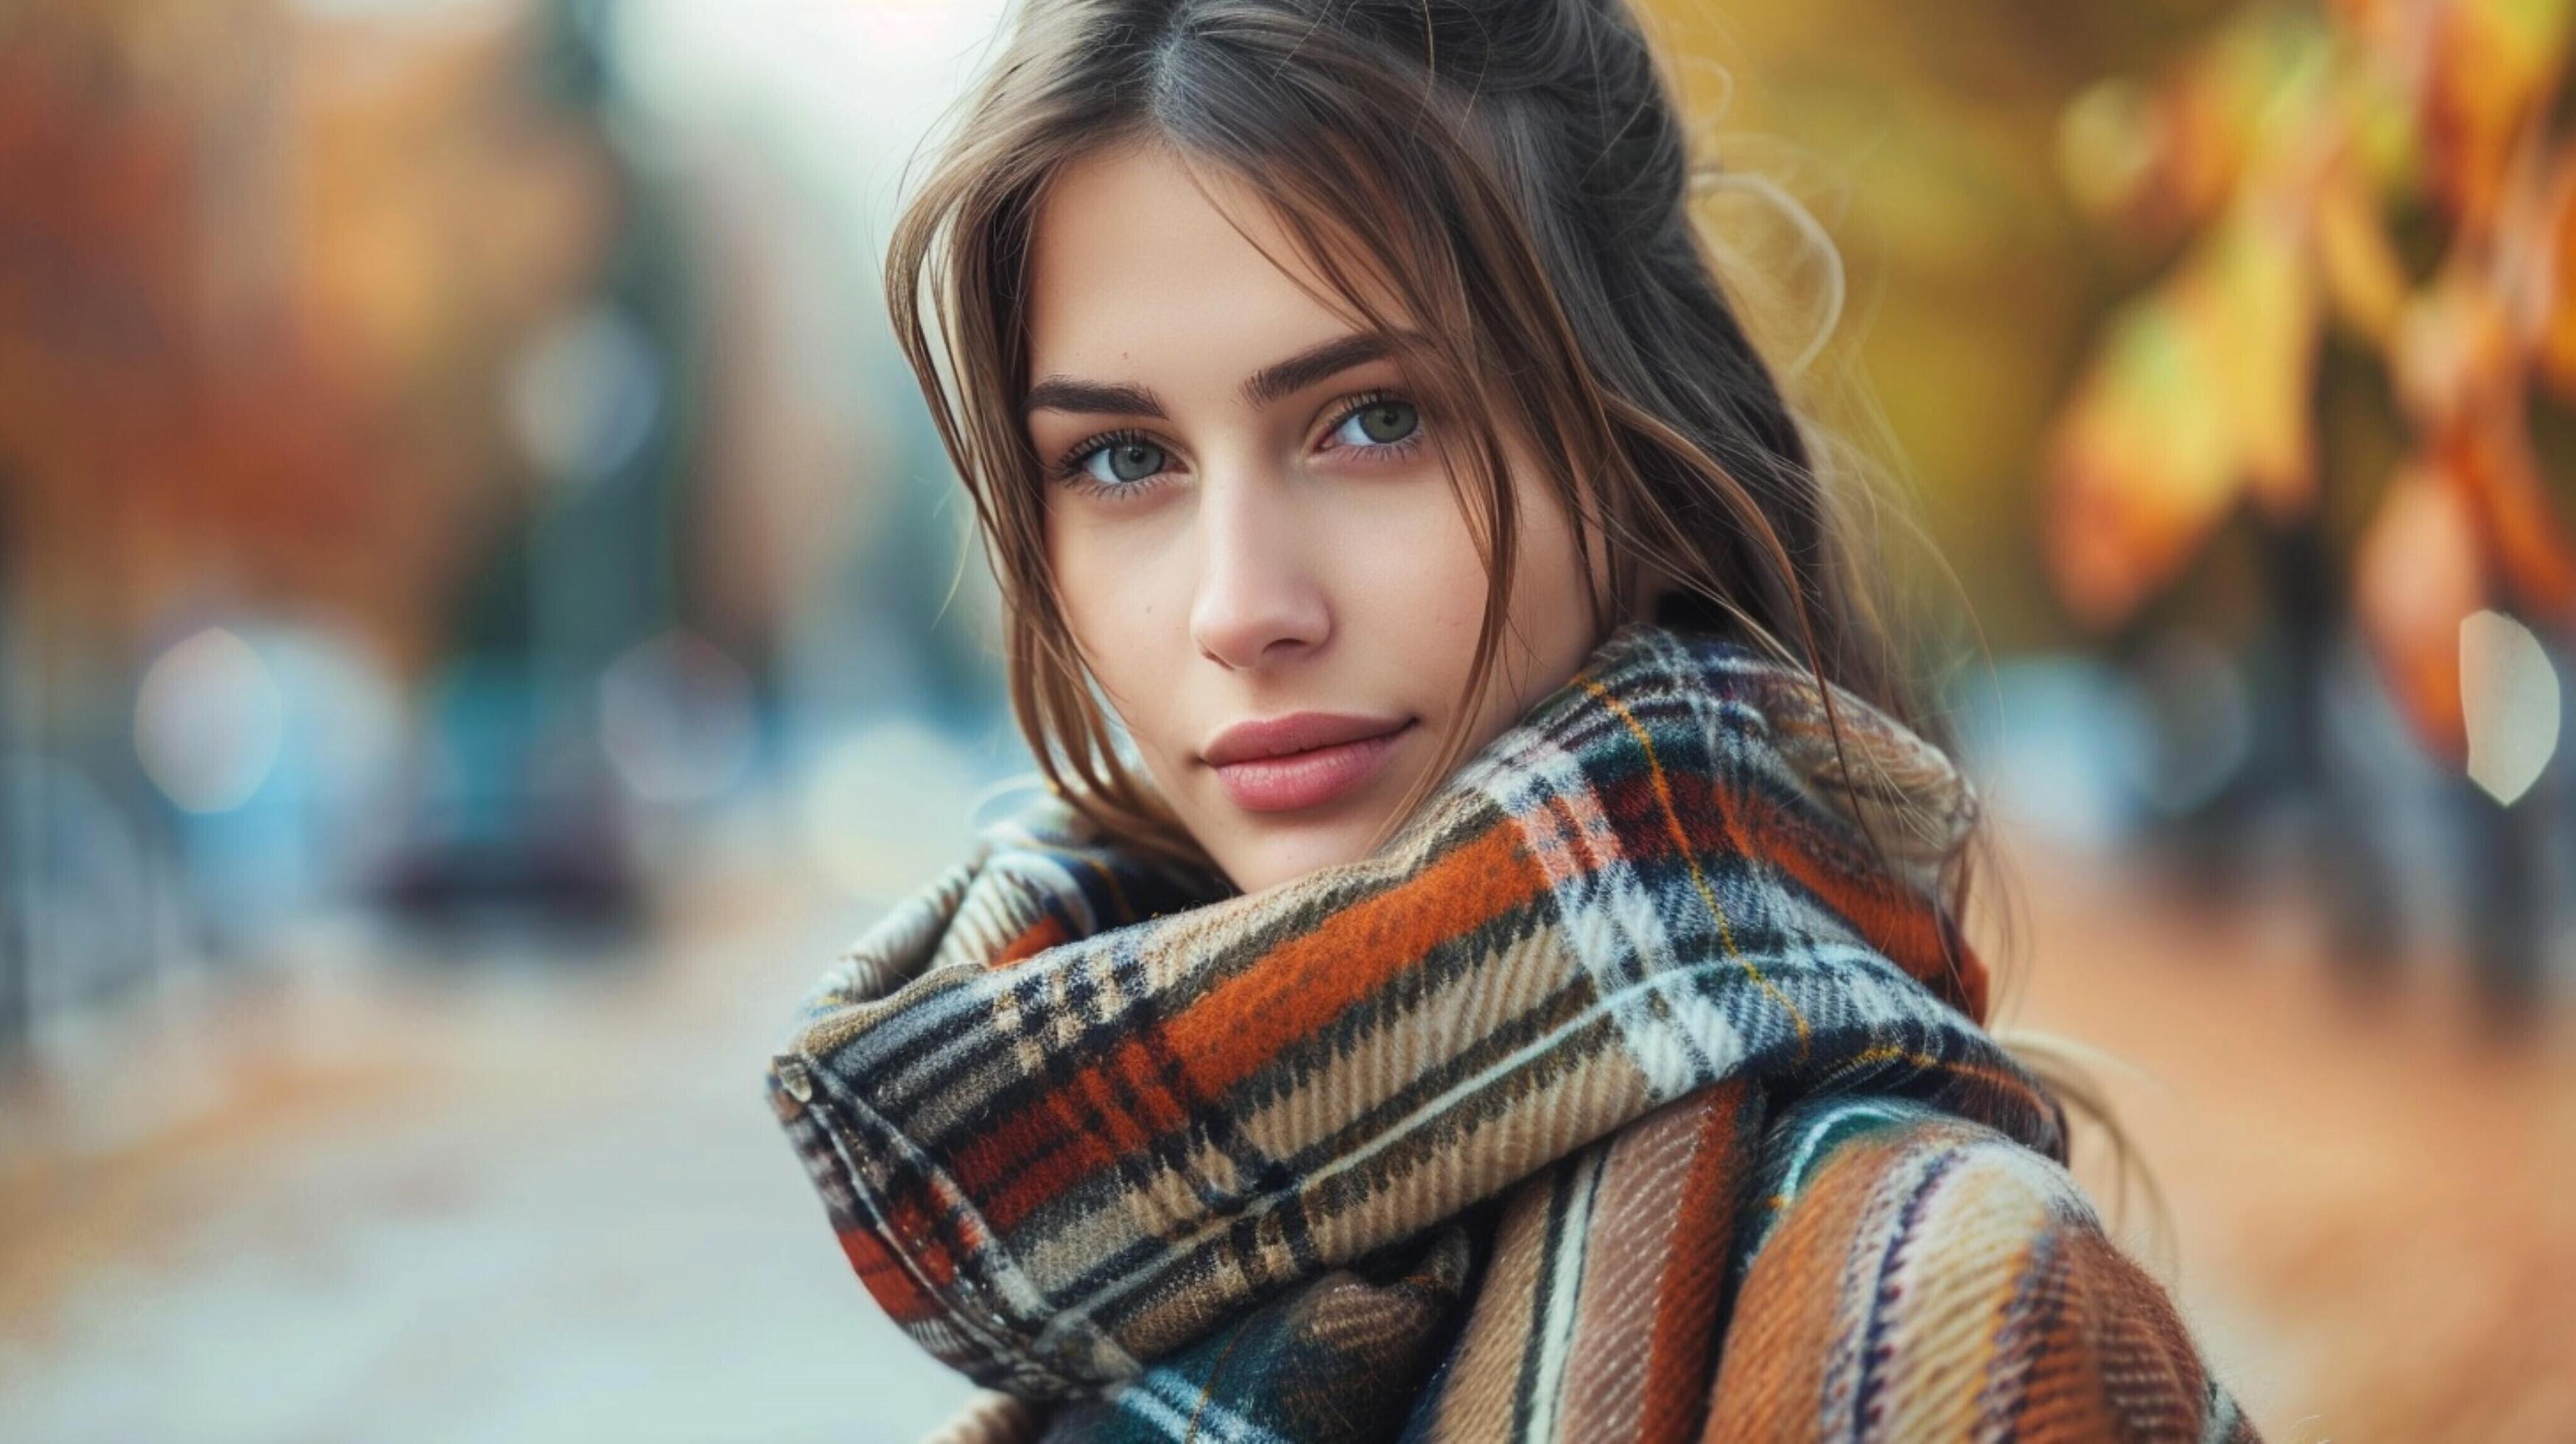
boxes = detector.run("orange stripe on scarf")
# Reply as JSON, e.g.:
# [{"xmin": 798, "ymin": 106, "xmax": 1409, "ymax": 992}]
[
  {"xmin": 1165, "ymin": 821, "xmax": 1546, "ymax": 1096},
  {"xmin": 962, "ymin": 821, "xmax": 1547, "ymax": 1230}
]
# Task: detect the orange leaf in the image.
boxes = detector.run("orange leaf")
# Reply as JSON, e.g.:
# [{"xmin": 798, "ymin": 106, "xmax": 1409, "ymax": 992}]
[
  {"xmin": 2353, "ymin": 459, "xmax": 2489, "ymax": 763},
  {"xmin": 2043, "ymin": 291, "xmax": 2241, "ymax": 628},
  {"xmin": 2448, "ymin": 406, "xmax": 2576, "ymax": 618},
  {"xmin": 2043, "ymin": 201, "xmax": 2327, "ymax": 627},
  {"xmin": 2390, "ymin": 265, "xmax": 2521, "ymax": 424},
  {"xmin": 2424, "ymin": 0, "xmax": 2576, "ymax": 236},
  {"xmin": 2536, "ymin": 143, "xmax": 2576, "ymax": 399},
  {"xmin": 2058, "ymin": 9, "xmax": 2337, "ymax": 236}
]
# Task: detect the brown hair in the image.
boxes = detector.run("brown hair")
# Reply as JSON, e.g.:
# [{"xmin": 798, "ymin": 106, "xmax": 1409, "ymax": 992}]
[{"xmin": 886, "ymin": 0, "xmax": 2165, "ymax": 1244}]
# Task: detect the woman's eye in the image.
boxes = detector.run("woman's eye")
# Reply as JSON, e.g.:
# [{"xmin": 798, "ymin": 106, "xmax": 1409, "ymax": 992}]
[
  {"xmin": 1332, "ymin": 399, "xmax": 1419, "ymax": 449},
  {"xmin": 1081, "ymin": 439, "xmax": 1168, "ymax": 485}
]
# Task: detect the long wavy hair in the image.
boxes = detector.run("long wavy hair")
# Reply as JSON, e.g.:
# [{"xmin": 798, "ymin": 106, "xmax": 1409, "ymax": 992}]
[{"xmin": 885, "ymin": 0, "xmax": 2165, "ymax": 1244}]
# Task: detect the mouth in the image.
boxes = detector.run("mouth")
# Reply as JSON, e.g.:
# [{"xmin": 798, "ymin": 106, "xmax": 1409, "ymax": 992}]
[{"xmin": 1204, "ymin": 717, "xmax": 1417, "ymax": 813}]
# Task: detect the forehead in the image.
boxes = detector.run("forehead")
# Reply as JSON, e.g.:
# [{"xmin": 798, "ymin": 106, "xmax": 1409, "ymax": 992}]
[{"xmin": 1022, "ymin": 143, "xmax": 1405, "ymax": 383}]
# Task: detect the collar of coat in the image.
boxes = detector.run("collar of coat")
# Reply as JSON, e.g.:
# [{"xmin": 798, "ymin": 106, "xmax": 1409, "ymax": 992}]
[{"xmin": 765, "ymin": 620, "xmax": 2070, "ymax": 1403}]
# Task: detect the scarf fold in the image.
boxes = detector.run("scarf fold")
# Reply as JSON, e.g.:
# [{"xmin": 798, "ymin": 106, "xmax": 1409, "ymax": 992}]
[{"xmin": 765, "ymin": 620, "xmax": 2070, "ymax": 1416}]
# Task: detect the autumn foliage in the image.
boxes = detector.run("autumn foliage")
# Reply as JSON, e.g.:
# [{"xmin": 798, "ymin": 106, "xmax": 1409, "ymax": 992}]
[{"xmin": 2046, "ymin": 0, "xmax": 2576, "ymax": 768}]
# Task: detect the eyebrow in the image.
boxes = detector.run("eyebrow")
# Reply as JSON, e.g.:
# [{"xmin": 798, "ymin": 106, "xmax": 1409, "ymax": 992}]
[{"xmin": 1022, "ymin": 332, "xmax": 1401, "ymax": 418}]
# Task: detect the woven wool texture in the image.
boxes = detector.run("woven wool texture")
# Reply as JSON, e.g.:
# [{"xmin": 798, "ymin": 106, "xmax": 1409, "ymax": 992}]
[{"xmin": 765, "ymin": 621, "xmax": 2259, "ymax": 1442}]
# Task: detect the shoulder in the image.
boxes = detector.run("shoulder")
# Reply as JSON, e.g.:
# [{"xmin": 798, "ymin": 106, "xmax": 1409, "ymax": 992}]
[
  {"xmin": 1709, "ymin": 1096, "xmax": 2261, "ymax": 1442},
  {"xmin": 1733, "ymin": 1095, "xmax": 2085, "ymax": 1272}
]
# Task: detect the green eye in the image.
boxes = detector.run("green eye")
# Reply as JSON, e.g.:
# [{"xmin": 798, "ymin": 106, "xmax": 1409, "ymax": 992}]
[
  {"xmin": 1334, "ymin": 399, "xmax": 1419, "ymax": 447},
  {"xmin": 1081, "ymin": 439, "xmax": 1167, "ymax": 485}
]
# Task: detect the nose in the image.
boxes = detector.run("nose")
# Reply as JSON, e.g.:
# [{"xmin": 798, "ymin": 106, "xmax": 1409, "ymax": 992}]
[{"xmin": 1189, "ymin": 466, "xmax": 1330, "ymax": 670}]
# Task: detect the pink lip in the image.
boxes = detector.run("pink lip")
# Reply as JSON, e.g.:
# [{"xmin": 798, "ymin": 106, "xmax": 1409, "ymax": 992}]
[{"xmin": 1201, "ymin": 712, "xmax": 1417, "ymax": 813}]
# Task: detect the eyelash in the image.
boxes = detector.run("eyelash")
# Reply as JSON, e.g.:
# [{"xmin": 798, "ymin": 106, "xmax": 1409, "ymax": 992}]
[{"xmin": 1044, "ymin": 388, "xmax": 1428, "ymax": 500}]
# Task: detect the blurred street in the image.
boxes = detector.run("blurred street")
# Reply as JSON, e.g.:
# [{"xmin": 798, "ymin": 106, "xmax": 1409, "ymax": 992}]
[
  {"xmin": 2003, "ymin": 835, "xmax": 2576, "ymax": 1444},
  {"xmin": 0, "ymin": 817, "xmax": 2566, "ymax": 1444},
  {"xmin": 0, "ymin": 838, "xmax": 986, "ymax": 1443}
]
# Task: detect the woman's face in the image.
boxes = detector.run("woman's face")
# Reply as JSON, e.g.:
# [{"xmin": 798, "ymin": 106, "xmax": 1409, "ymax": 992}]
[{"xmin": 1023, "ymin": 142, "xmax": 1611, "ymax": 896}]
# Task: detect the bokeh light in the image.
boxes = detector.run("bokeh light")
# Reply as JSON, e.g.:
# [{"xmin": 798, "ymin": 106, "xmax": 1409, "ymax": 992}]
[
  {"xmin": 2462, "ymin": 609, "xmax": 2561, "ymax": 807},
  {"xmin": 134, "ymin": 628, "xmax": 287, "ymax": 816},
  {"xmin": 597, "ymin": 630, "xmax": 757, "ymax": 807}
]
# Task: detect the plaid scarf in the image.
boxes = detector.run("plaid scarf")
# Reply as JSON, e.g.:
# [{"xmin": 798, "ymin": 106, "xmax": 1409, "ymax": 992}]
[{"xmin": 766, "ymin": 622, "xmax": 2249, "ymax": 1441}]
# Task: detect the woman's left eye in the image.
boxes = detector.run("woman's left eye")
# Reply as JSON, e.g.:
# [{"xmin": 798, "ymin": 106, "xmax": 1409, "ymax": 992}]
[{"xmin": 1329, "ymin": 398, "xmax": 1420, "ymax": 449}]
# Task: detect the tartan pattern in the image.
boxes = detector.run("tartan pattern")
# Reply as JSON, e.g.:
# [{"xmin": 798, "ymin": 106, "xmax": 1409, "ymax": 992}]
[
  {"xmin": 1385, "ymin": 1090, "xmax": 2261, "ymax": 1444},
  {"xmin": 915, "ymin": 1092, "xmax": 2261, "ymax": 1444},
  {"xmin": 1711, "ymin": 1095, "xmax": 2262, "ymax": 1443},
  {"xmin": 768, "ymin": 621, "xmax": 2252, "ymax": 1438},
  {"xmin": 1030, "ymin": 1224, "xmax": 1481, "ymax": 1442}
]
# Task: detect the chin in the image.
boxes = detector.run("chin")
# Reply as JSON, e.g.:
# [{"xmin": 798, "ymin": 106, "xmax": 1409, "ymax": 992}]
[{"xmin": 1223, "ymin": 814, "xmax": 1390, "ymax": 895}]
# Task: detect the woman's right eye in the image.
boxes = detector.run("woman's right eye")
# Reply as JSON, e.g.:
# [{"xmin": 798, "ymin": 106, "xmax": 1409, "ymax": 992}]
[
  {"xmin": 1081, "ymin": 441, "xmax": 1174, "ymax": 485},
  {"xmin": 1064, "ymin": 436, "xmax": 1169, "ymax": 488}
]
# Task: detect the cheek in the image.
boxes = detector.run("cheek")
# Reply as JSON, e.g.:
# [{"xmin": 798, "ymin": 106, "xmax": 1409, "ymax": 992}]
[
  {"xmin": 1046, "ymin": 508, "xmax": 1186, "ymax": 725},
  {"xmin": 1395, "ymin": 466, "xmax": 1599, "ymax": 738},
  {"xmin": 1509, "ymin": 483, "xmax": 1598, "ymax": 628},
  {"xmin": 1324, "ymin": 483, "xmax": 1495, "ymax": 651},
  {"xmin": 1328, "ymin": 470, "xmax": 1591, "ymax": 674}
]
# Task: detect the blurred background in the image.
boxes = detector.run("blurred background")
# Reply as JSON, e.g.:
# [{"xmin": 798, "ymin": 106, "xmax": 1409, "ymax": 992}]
[{"xmin": 0, "ymin": 0, "xmax": 2569, "ymax": 1439}]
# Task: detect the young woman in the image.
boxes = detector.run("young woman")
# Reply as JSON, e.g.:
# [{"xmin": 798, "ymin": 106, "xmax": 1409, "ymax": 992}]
[{"xmin": 766, "ymin": 1, "xmax": 2262, "ymax": 1439}]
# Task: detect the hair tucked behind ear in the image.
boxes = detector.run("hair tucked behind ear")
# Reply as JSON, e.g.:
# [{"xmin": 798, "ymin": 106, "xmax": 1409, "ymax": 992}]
[{"xmin": 884, "ymin": 0, "xmax": 2166, "ymax": 1253}]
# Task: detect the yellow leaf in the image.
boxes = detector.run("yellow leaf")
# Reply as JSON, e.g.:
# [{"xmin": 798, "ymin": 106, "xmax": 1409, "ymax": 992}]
[
  {"xmin": 2044, "ymin": 292, "xmax": 2239, "ymax": 628},
  {"xmin": 2201, "ymin": 203, "xmax": 2323, "ymax": 516},
  {"xmin": 2316, "ymin": 155, "xmax": 2410, "ymax": 344}
]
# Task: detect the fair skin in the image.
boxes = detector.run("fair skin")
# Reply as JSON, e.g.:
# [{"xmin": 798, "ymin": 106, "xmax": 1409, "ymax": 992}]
[{"xmin": 1023, "ymin": 141, "xmax": 1640, "ymax": 895}]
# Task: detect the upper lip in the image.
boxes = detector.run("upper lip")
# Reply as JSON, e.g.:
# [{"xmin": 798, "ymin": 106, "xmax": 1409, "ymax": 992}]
[{"xmin": 1200, "ymin": 711, "xmax": 1413, "ymax": 768}]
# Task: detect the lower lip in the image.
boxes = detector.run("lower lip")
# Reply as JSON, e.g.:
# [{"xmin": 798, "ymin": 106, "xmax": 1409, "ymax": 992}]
[{"xmin": 1211, "ymin": 721, "xmax": 1416, "ymax": 813}]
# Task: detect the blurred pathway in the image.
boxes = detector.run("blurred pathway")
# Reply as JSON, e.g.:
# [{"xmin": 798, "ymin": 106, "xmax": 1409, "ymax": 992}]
[
  {"xmin": 0, "ymin": 866, "xmax": 980, "ymax": 1443},
  {"xmin": 1999, "ymin": 831, "xmax": 2576, "ymax": 1444}
]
